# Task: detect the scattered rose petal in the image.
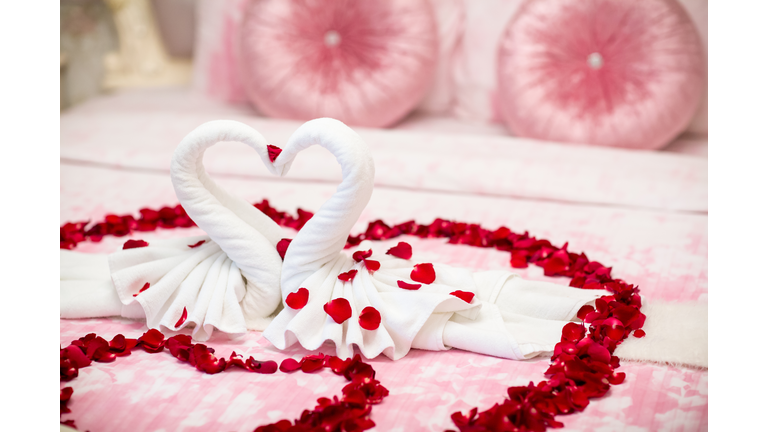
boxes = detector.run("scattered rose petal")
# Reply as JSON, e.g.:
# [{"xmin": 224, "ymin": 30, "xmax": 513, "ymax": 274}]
[
  {"xmin": 577, "ymin": 304, "xmax": 595, "ymax": 321},
  {"xmin": 411, "ymin": 263, "xmax": 436, "ymax": 284},
  {"xmin": 397, "ymin": 280, "xmax": 421, "ymax": 290},
  {"xmin": 337, "ymin": 269, "xmax": 358, "ymax": 282},
  {"xmin": 386, "ymin": 242, "xmax": 412, "ymax": 259},
  {"xmin": 133, "ymin": 282, "xmax": 150, "ymax": 297},
  {"xmin": 450, "ymin": 290, "xmax": 475, "ymax": 303},
  {"xmin": 633, "ymin": 329, "xmax": 646, "ymax": 338},
  {"xmin": 123, "ymin": 239, "xmax": 148, "ymax": 249},
  {"xmin": 286, "ymin": 288, "xmax": 309, "ymax": 310},
  {"xmin": 267, "ymin": 144, "xmax": 282, "ymax": 162},
  {"xmin": 276, "ymin": 238, "xmax": 292, "ymax": 260},
  {"xmin": 300, "ymin": 354, "xmax": 325, "ymax": 373},
  {"xmin": 137, "ymin": 329, "xmax": 165, "ymax": 353},
  {"xmin": 324, "ymin": 298, "xmax": 352, "ymax": 323},
  {"xmin": 561, "ymin": 322, "xmax": 586, "ymax": 343},
  {"xmin": 352, "ymin": 249, "xmax": 372, "ymax": 262},
  {"xmin": 359, "ymin": 306, "xmax": 381, "ymax": 330},
  {"xmin": 175, "ymin": 307, "xmax": 188, "ymax": 328},
  {"xmin": 187, "ymin": 240, "xmax": 205, "ymax": 248},
  {"xmin": 247, "ymin": 358, "xmax": 278, "ymax": 374},
  {"xmin": 363, "ymin": 259, "xmax": 380, "ymax": 272},
  {"xmin": 279, "ymin": 358, "xmax": 301, "ymax": 373}
]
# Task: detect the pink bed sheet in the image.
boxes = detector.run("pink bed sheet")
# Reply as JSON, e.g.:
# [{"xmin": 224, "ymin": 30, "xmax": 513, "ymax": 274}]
[{"xmin": 60, "ymin": 88, "xmax": 708, "ymax": 431}]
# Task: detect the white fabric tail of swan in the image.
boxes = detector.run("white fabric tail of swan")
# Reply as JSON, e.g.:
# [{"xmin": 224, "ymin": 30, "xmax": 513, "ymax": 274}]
[
  {"xmin": 170, "ymin": 119, "xmax": 286, "ymax": 326},
  {"xmin": 273, "ymin": 118, "xmax": 375, "ymax": 296}
]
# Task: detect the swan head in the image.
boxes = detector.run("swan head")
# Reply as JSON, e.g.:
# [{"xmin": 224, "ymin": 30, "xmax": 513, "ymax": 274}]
[{"xmin": 270, "ymin": 118, "xmax": 371, "ymax": 178}]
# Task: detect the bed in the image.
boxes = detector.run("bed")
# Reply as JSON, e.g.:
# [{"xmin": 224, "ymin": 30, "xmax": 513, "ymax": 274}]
[{"xmin": 60, "ymin": 85, "xmax": 707, "ymax": 431}]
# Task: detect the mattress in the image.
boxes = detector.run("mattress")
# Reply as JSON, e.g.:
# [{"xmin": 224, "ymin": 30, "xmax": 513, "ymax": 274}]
[{"xmin": 60, "ymin": 87, "xmax": 707, "ymax": 431}]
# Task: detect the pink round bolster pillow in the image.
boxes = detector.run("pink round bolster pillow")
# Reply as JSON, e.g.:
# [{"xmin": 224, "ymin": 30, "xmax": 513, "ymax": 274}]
[
  {"xmin": 239, "ymin": 0, "xmax": 438, "ymax": 128},
  {"xmin": 497, "ymin": 0, "xmax": 705, "ymax": 150}
]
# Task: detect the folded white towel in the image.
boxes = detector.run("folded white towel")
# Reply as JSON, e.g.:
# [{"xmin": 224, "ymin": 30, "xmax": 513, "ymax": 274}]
[
  {"xmin": 61, "ymin": 120, "xmax": 288, "ymax": 339},
  {"xmin": 263, "ymin": 119, "xmax": 604, "ymax": 360}
]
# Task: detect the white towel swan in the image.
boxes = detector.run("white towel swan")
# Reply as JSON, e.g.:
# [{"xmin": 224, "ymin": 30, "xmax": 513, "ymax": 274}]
[
  {"xmin": 262, "ymin": 119, "xmax": 605, "ymax": 360},
  {"xmin": 61, "ymin": 120, "xmax": 287, "ymax": 340},
  {"xmin": 61, "ymin": 118, "xmax": 605, "ymax": 358}
]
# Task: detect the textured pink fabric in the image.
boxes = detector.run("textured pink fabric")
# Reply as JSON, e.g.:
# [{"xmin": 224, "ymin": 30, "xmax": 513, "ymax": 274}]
[
  {"xmin": 238, "ymin": 0, "xmax": 438, "ymax": 127},
  {"xmin": 496, "ymin": 0, "xmax": 704, "ymax": 149}
]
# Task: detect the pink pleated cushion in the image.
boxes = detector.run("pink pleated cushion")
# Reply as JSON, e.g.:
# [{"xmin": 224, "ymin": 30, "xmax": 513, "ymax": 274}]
[
  {"xmin": 239, "ymin": 0, "xmax": 438, "ymax": 128},
  {"xmin": 497, "ymin": 0, "xmax": 705, "ymax": 150}
]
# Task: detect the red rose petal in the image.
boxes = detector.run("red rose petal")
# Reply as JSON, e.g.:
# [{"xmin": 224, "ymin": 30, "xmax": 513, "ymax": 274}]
[
  {"xmin": 608, "ymin": 372, "xmax": 626, "ymax": 385},
  {"xmin": 337, "ymin": 269, "xmax": 358, "ymax": 282},
  {"xmin": 363, "ymin": 259, "xmax": 380, "ymax": 272},
  {"xmin": 411, "ymin": 263, "xmax": 436, "ymax": 284},
  {"xmin": 188, "ymin": 240, "xmax": 205, "ymax": 248},
  {"xmin": 633, "ymin": 329, "xmax": 646, "ymax": 338},
  {"xmin": 133, "ymin": 282, "xmax": 150, "ymax": 297},
  {"xmin": 286, "ymin": 288, "xmax": 309, "ymax": 309},
  {"xmin": 577, "ymin": 304, "xmax": 595, "ymax": 321},
  {"xmin": 450, "ymin": 290, "xmax": 475, "ymax": 303},
  {"xmin": 324, "ymin": 298, "xmax": 352, "ymax": 323},
  {"xmin": 352, "ymin": 249, "xmax": 372, "ymax": 262},
  {"xmin": 279, "ymin": 358, "xmax": 301, "ymax": 373},
  {"xmin": 267, "ymin": 144, "xmax": 282, "ymax": 163},
  {"xmin": 397, "ymin": 280, "xmax": 421, "ymax": 290},
  {"xmin": 123, "ymin": 239, "xmax": 148, "ymax": 250},
  {"xmin": 358, "ymin": 306, "xmax": 381, "ymax": 330},
  {"xmin": 386, "ymin": 242, "xmax": 412, "ymax": 260},
  {"xmin": 246, "ymin": 358, "xmax": 278, "ymax": 374},
  {"xmin": 276, "ymin": 238, "xmax": 292, "ymax": 260},
  {"xmin": 175, "ymin": 307, "xmax": 188, "ymax": 328},
  {"xmin": 137, "ymin": 329, "xmax": 165, "ymax": 353},
  {"xmin": 300, "ymin": 354, "xmax": 325, "ymax": 373},
  {"xmin": 561, "ymin": 322, "xmax": 586, "ymax": 343}
]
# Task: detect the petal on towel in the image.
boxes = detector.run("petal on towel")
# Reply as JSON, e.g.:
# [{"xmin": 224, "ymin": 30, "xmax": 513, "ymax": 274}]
[
  {"xmin": 175, "ymin": 307, "xmax": 188, "ymax": 328},
  {"xmin": 358, "ymin": 306, "xmax": 381, "ymax": 330},
  {"xmin": 123, "ymin": 239, "xmax": 149, "ymax": 249},
  {"xmin": 352, "ymin": 249, "xmax": 372, "ymax": 262},
  {"xmin": 277, "ymin": 238, "xmax": 292, "ymax": 260},
  {"xmin": 577, "ymin": 304, "xmax": 594, "ymax": 321},
  {"xmin": 132, "ymin": 282, "xmax": 150, "ymax": 297},
  {"xmin": 411, "ymin": 263, "xmax": 436, "ymax": 284},
  {"xmin": 561, "ymin": 322, "xmax": 586, "ymax": 343},
  {"xmin": 267, "ymin": 144, "xmax": 282, "ymax": 162},
  {"xmin": 397, "ymin": 280, "xmax": 421, "ymax": 290},
  {"xmin": 386, "ymin": 242, "xmax": 412, "ymax": 260},
  {"xmin": 337, "ymin": 269, "xmax": 358, "ymax": 282},
  {"xmin": 286, "ymin": 288, "xmax": 309, "ymax": 309},
  {"xmin": 188, "ymin": 240, "xmax": 206, "ymax": 248},
  {"xmin": 363, "ymin": 259, "xmax": 380, "ymax": 272},
  {"xmin": 324, "ymin": 298, "xmax": 352, "ymax": 323},
  {"xmin": 449, "ymin": 290, "xmax": 474, "ymax": 303}
]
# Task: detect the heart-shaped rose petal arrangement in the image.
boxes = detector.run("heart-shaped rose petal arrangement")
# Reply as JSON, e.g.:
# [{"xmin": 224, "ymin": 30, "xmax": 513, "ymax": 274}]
[
  {"xmin": 61, "ymin": 329, "xmax": 388, "ymax": 432},
  {"xmin": 61, "ymin": 199, "xmax": 646, "ymax": 431}
]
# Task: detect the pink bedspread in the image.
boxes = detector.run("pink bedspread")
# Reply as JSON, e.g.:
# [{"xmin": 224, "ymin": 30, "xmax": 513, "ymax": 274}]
[{"xmin": 60, "ymin": 88, "xmax": 707, "ymax": 431}]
